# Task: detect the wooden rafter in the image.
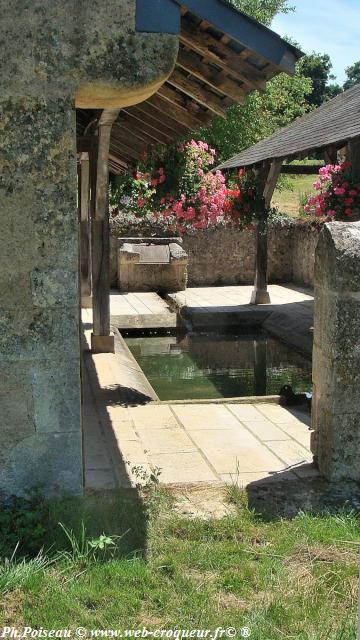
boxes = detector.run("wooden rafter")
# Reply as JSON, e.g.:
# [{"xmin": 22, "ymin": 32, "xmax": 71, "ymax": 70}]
[
  {"xmin": 281, "ymin": 164, "xmax": 324, "ymax": 175},
  {"xmin": 115, "ymin": 123, "xmax": 163, "ymax": 150},
  {"xmin": 126, "ymin": 102, "xmax": 190, "ymax": 136},
  {"xmin": 119, "ymin": 112, "xmax": 172, "ymax": 144},
  {"xmin": 110, "ymin": 140, "xmax": 142, "ymax": 162},
  {"xmin": 111, "ymin": 125, "xmax": 148, "ymax": 156},
  {"xmin": 176, "ymin": 49, "xmax": 246, "ymax": 103},
  {"xmin": 109, "ymin": 153, "xmax": 129, "ymax": 170},
  {"xmin": 166, "ymin": 69, "xmax": 228, "ymax": 117},
  {"xmin": 147, "ymin": 92, "xmax": 210, "ymax": 129},
  {"xmin": 179, "ymin": 19, "xmax": 266, "ymax": 92}
]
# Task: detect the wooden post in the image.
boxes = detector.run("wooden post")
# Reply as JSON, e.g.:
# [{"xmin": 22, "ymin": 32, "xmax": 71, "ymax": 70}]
[
  {"xmin": 91, "ymin": 109, "xmax": 120, "ymax": 354},
  {"xmin": 348, "ymin": 138, "xmax": 360, "ymax": 182},
  {"xmin": 79, "ymin": 152, "xmax": 92, "ymax": 308},
  {"xmin": 324, "ymin": 145, "xmax": 338, "ymax": 165},
  {"xmin": 250, "ymin": 159, "xmax": 282, "ymax": 305}
]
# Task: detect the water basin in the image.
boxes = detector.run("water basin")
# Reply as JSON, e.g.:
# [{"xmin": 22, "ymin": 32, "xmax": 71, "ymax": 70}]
[{"xmin": 125, "ymin": 330, "xmax": 312, "ymax": 401}]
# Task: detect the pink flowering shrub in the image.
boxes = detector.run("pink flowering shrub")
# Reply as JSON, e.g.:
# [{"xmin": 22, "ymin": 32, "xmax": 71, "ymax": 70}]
[
  {"xmin": 110, "ymin": 141, "xmax": 261, "ymax": 234},
  {"xmin": 304, "ymin": 162, "xmax": 360, "ymax": 221}
]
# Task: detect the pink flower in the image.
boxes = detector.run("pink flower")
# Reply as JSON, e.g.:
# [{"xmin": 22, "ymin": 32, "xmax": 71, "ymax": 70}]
[
  {"xmin": 313, "ymin": 181, "xmax": 322, "ymax": 190},
  {"xmin": 327, "ymin": 209, "xmax": 336, "ymax": 217},
  {"xmin": 304, "ymin": 205, "xmax": 311, "ymax": 213},
  {"xmin": 334, "ymin": 187, "xmax": 346, "ymax": 196},
  {"xmin": 345, "ymin": 208, "xmax": 353, "ymax": 216},
  {"xmin": 349, "ymin": 189, "xmax": 358, "ymax": 196}
]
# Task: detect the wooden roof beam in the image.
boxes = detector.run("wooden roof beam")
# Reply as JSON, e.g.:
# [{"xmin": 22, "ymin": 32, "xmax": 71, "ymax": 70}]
[
  {"xmin": 110, "ymin": 140, "xmax": 142, "ymax": 162},
  {"xmin": 119, "ymin": 113, "xmax": 172, "ymax": 145},
  {"xmin": 130, "ymin": 101, "xmax": 191, "ymax": 135},
  {"xmin": 147, "ymin": 92, "xmax": 210, "ymax": 129},
  {"xmin": 123, "ymin": 104, "xmax": 188, "ymax": 138},
  {"xmin": 111, "ymin": 124, "xmax": 149, "ymax": 155},
  {"xmin": 166, "ymin": 69, "xmax": 228, "ymax": 117},
  {"xmin": 179, "ymin": 19, "xmax": 267, "ymax": 92},
  {"xmin": 109, "ymin": 154, "xmax": 129, "ymax": 170},
  {"xmin": 176, "ymin": 49, "xmax": 246, "ymax": 104}
]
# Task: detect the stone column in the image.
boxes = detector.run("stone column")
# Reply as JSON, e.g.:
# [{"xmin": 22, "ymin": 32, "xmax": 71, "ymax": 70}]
[
  {"xmin": 0, "ymin": 96, "xmax": 83, "ymax": 497},
  {"xmin": 0, "ymin": 0, "xmax": 178, "ymax": 498},
  {"xmin": 311, "ymin": 222, "xmax": 360, "ymax": 481}
]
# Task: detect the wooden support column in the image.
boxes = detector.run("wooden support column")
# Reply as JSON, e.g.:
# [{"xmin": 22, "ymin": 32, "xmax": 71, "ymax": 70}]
[
  {"xmin": 348, "ymin": 138, "xmax": 360, "ymax": 182},
  {"xmin": 91, "ymin": 109, "xmax": 120, "ymax": 354},
  {"xmin": 250, "ymin": 159, "xmax": 283, "ymax": 305},
  {"xmin": 324, "ymin": 145, "xmax": 338, "ymax": 165},
  {"xmin": 79, "ymin": 152, "xmax": 92, "ymax": 308}
]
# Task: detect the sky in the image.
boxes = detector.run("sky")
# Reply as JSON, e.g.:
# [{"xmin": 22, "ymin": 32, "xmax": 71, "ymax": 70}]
[{"xmin": 272, "ymin": 0, "xmax": 360, "ymax": 84}]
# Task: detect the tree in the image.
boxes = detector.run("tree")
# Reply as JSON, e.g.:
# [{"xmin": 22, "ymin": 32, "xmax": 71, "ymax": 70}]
[
  {"xmin": 344, "ymin": 61, "xmax": 360, "ymax": 90},
  {"xmin": 229, "ymin": 0, "xmax": 294, "ymax": 26},
  {"xmin": 297, "ymin": 53, "xmax": 342, "ymax": 107},
  {"xmin": 200, "ymin": 67, "xmax": 312, "ymax": 163}
]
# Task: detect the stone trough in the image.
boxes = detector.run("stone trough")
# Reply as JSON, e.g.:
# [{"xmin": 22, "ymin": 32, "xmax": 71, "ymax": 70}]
[{"xmin": 118, "ymin": 237, "xmax": 188, "ymax": 294}]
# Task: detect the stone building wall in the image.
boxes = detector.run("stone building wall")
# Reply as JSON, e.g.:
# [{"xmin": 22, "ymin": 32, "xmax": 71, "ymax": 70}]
[
  {"xmin": 111, "ymin": 222, "xmax": 321, "ymax": 289},
  {"xmin": 0, "ymin": 0, "xmax": 178, "ymax": 498}
]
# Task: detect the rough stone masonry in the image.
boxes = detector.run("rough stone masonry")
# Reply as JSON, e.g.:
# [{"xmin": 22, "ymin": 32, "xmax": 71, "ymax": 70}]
[
  {"xmin": 312, "ymin": 222, "xmax": 360, "ymax": 480},
  {"xmin": 0, "ymin": 0, "xmax": 178, "ymax": 497}
]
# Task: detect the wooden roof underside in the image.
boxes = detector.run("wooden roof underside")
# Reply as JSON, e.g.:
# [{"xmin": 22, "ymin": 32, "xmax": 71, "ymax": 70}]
[
  {"xmin": 77, "ymin": 5, "xmax": 301, "ymax": 174},
  {"xmin": 217, "ymin": 84, "xmax": 360, "ymax": 171}
]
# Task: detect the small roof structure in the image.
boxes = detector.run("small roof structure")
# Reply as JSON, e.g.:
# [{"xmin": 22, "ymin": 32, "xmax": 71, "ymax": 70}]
[
  {"xmin": 217, "ymin": 84, "xmax": 360, "ymax": 171},
  {"xmin": 77, "ymin": 0, "xmax": 301, "ymax": 173}
]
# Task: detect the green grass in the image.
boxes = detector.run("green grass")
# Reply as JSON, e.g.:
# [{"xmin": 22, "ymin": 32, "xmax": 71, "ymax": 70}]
[
  {"xmin": 0, "ymin": 489, "xmax": 359, "ymax": 639},
  {"xmin": 272, "ymin": 175, "xmax": 316, "ymax": 218}
]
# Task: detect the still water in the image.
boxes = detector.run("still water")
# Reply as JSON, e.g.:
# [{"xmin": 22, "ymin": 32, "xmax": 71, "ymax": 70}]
[{"xmin": 125, "ymin": 330, "xmax": 312, "ymax": 401}]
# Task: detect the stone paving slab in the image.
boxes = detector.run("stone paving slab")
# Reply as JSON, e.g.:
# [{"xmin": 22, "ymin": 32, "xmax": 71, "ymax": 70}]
[
  {"xmin": 82, "ymin": 345, "xmax": 317, "ymax": 490},
  {"xmin": 84, "ymin": 291, "xmax": 178, "ymax": 330},
  {"xmin": 81, "ymin": 303, "xmax": 317, "ymax": 492}
]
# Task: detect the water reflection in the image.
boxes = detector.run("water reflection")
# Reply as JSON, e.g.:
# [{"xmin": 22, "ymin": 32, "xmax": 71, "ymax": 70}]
[{"xmin": 125, "ymin": 331, "xmax": 312, "ymax": 401}]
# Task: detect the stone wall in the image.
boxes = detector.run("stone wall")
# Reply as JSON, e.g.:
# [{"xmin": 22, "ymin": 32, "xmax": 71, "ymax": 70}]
[
  {"xmin": 0, "ymin": 0, "xmax": 178, "ymax": 498},
  {"xmin": 312, "ymin": 222, "xmax": 360, "ymax": 481},
  {"xmin": 111, "ymin": 222, "xmax": 321, "ymax": 289}
]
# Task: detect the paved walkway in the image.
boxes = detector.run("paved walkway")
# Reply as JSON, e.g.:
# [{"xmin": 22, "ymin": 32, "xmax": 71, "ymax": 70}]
[
  {"xmin": 82, "ymin": 290, "xmax": 177, "ymax": 330},
  {"xmin": 168, "ymin": 283, "xmax": 313, "ymax": 310},
  {"xmin": 82, "ymin": 327, "xmax": 317, "ymax": 492}
]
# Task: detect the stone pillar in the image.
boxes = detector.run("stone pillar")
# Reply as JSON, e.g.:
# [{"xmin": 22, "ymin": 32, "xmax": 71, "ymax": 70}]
[
  {"xmin": 311, "ymin": 222, "xmax": 360, "ymax": 481},
  {"xmin": 0, "ymin": 96, "xmax": 83, "ymax": 497},
  {"xmin": 0, "ymin": 0, "xmax": 178, "ymax": 498}
]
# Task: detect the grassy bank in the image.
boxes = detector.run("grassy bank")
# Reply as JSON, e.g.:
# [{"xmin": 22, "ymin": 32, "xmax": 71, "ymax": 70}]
[{"xmin": 0, "ymin": 488, "xmax": 359, "ymax": 639}]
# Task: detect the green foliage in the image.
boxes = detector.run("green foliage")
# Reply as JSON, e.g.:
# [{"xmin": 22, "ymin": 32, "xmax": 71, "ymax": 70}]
[
  {"xmin": 344, "ymin": 61, "xmax": 360, "ymax": 90},
  {"xmin": 228, "ymin": 0, "xmax": 294, "ymax": 26},
  {"xmin": 298, "ymin": 52, "xmax": 342, "ymax": 107},
  {"xmin": 0, "ymin": 549, "xmax": 52, "ymax": 597},
  {"xmin": 201, "ymin": 70, "xmax": 312, "ymax": 164},
  {"xmin": 2, "ymin": 494, "xmax": 359, "ymax": 637},
  {"xmin": 58, "ymin": 522, "xmax": 120, "ymax": 566},
  {"xmin": 0, "ymin": 493, "xmax": 47, "ymax": 558}
]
